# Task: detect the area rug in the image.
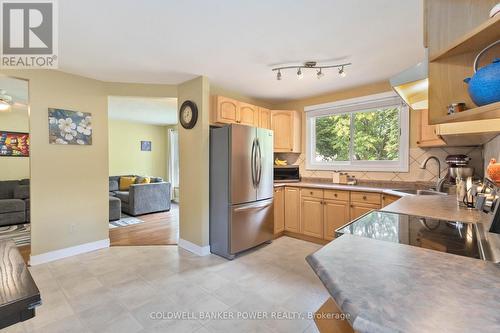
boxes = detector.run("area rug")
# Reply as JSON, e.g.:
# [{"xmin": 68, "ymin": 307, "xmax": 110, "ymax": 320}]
[
  {"xmin": 0, "ymin": 223, "xmax": 31, "ymax": 246},
  {"xmin": 109, "ymin": 214, "xmax": 144, "ymax": 229}
]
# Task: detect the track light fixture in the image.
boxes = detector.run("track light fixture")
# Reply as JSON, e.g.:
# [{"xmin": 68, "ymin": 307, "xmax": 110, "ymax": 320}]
[
  {"xmin": 338, "ymin": 66, "xmax": 346, "ymax": 78},
  {"xmin": 272, "ymin": 61, "xmax": 351, "ymax": 81}
]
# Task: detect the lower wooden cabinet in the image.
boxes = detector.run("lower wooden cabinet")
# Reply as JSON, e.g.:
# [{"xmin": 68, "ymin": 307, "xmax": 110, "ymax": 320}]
[
  {"xmin": 382, "ymin": 194, "xmax": 400, "ymax": 207},
  {"xmin": 274, "ymin": 187, "xmax": 285, "ymax": 234},
  {"xmin": 284, "ymin": 187, "xmax": 300, "ymax": 232},
  {"xmin": 323, "ymin": 199, "xmax": 350, "ymax": 241},
  {"xmin": 350, "ymin": 202, "xmax": 380, "ymax": 220},
  {"xmin": 301, "ymin": 197, "xmax": 324, "ymax": 238}
]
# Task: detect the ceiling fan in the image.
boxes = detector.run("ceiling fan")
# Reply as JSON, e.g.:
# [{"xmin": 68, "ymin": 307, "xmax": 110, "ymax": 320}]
[{"xmin": 0, "ymin": 89, "xmax": 28, "ymax": 112}]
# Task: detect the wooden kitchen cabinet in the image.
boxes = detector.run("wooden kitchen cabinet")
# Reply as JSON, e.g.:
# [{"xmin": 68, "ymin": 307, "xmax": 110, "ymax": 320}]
[
  {"xmin": 323, "ymin": 199, "xmax": 350, "ymax": 241},
  {"xmin": 213, "ymin": 96, "xmax": 239, "ymax": 124},
  {"xmin": 239, "ymin": 102, "xmax": 259, "ymax": 126},
  {"xmin": 382, "ymin": 194, "xmax": 400, "ymax": 207},
  {"xmin": 274, "ymin": 187, "xmax": 285, "ymax": 234},
  {"xmin": 301, "ymin": 197, "xmax": 324, "ymax": 239},
  {"xmin": 271, "ymin": 110, "xmax": 301, "ymax": 153},
  {"xmin": 350, "ymin": 203, "xmax": 380, "ymax": 220},
  {"xmin": 284, "ymin": 187, "xmax": 300, "ymax": 232},
  {"xmin": 417, "ymin": 109, "xmax": 446, "ymax": 147},
  {"xmin": 259, "ymin": 107, "xmax": 272, "ymax": 129}
]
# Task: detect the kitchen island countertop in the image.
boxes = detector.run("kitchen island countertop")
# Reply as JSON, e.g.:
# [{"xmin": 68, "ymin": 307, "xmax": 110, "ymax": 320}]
[{"xmin": 306, "ymin": 234, "xmax": 500, "ymax": 333}]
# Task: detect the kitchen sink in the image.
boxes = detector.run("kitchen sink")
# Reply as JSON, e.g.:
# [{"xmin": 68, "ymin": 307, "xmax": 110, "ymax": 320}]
[{"xmin": 391, "ymin": 189, "xmax": 447, "ymax": 196}]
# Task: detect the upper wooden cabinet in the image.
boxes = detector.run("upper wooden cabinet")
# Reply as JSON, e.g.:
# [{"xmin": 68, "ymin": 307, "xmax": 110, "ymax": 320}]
[
  {"xmin": 239, "ymin": 102, "xmax": 259, "ymax": 126},
  {"xmin": 212, "ymin": 96, "xmax": 269, "ymax": 128},
  {"xmin": 259, "ymin": 108, "xmax": 271, "ymax": 129},
  {"xmin": 214, "ymin": 96, "xmax": 239, "ymax": 124},
  {"xmin": 425, "ymin": 0, "xmax": 500, "ymax": 124},
  {"xmin": 271, "ymin": 110, "xmax": 301, "ymax": 153},
  {"xmin": 417, "ymin": 109, "xmax": 446, "ymax": 147}
]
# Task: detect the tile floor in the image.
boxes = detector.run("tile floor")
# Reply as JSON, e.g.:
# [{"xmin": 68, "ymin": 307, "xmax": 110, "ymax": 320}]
[{"xmin": 5, "ymin": 237, "xmax": 329, "ymax": 333}]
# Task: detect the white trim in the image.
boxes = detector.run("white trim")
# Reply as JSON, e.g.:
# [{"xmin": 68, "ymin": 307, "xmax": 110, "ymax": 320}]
[
  {"xmin": 178, "ymin": 238, "xmax": 211, "ymax": 256},
  {"xmin": 305, "ymin": 92, "xmax": 409, "ymax": 172},
  {"xmin": 30, "ymin": 238, "xmax": 110, "ymax": 266},
  {"xmin": 304, "ymin": 91, "xmax": 399, "ymax": 113}
]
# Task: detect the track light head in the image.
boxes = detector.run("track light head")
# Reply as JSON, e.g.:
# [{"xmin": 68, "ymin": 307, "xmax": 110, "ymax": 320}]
[
  {"xmin": 338, "ymin": 66, "xmax": 346, "ymax": 78},
  {"xmin": 276, "ymin": 70, "xmax": 282, "ymax": 81},
  {"xmin": 297, "ymin": 68, "xmax": 303, "ymax": 79},
  {"xmin": 316, "ymin": 69, "xmax": 324, "ymax": 79}
]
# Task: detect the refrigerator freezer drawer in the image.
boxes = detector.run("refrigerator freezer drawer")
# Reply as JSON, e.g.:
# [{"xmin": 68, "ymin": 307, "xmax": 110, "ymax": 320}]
[{"xmin": 230, "ymin": 199, "xmax": 273, "ymax": 254}]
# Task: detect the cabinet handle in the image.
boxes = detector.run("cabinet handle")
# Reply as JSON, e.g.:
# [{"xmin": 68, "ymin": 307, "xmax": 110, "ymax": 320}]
[
  {"xmin": 363, "ymin": 196, "xmax": 367, "ymax": 200},
  {"xmin": 334, "ymin": 193, "xmax": 338, "ymax": 197},
  {"xmin": 290, "ymin": 148, "xmax": 293, "ymax": 151},
  {"xmin": 310, "ymin": 191, "xmax": 313, "ymax": 195},
  {"xmin": 350, "ymin": 205, "xmax": 354, "ymax": 208}
]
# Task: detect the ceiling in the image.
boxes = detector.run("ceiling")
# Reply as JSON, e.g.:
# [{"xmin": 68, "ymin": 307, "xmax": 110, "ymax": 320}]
[
  {"xmin": 59, "ymin": 0, "xmax": 425, "ymax": 102},
  {"xmin": 108, "ymin": 96, "xmax": 178, "ymax": 125}
]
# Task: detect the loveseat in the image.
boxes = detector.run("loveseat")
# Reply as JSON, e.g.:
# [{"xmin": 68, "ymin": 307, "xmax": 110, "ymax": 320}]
[
  {"xmin": 109, "ymin": 176, "xmax": 171, "ymax": 217},
  {"xmin": 0, "ymin": 179, "xmax": 30, "ymax": 227}
]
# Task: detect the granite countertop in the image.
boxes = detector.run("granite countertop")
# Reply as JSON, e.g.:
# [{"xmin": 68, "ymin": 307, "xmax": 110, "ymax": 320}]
[
  {"xmin": 306, "ymin": 234, "xmax": 500, "ymax": 333},
  {"xmin": 381, "ymin": 195, "xmax": 492, "ymax": 224},
  {"xmin": 273, "ymin": 180, "xmax": 430, "ymax": 197}
]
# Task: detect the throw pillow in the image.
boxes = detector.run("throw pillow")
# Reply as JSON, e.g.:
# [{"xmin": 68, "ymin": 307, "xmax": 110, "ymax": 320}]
[
  {"xmin": 119, "ymin": 176, "xmax": 137, "ymax": 191},
  {"xmin": 135, "ymin": 176, "xmax": 151, "ymax": 184}
]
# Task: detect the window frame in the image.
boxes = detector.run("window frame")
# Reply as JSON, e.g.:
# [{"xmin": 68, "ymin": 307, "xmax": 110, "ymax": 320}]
[{"xmin": 305, "ymin": 92, "xmax": 409, "ymax": 172}]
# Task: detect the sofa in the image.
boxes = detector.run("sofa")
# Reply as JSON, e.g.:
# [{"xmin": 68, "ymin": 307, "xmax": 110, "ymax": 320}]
[
  {"xmin": 109, "ymin": 176, "xmax": 171, "ymax": 217},
  {"xmin": 0, "ymin": 179, "xmax": 30, "ymax": 227}
]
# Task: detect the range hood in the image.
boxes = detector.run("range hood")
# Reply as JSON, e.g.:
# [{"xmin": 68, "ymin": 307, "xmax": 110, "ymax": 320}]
[{"xmin": 390, "ymin": 51, "xmax": 428, "ymax": 110}]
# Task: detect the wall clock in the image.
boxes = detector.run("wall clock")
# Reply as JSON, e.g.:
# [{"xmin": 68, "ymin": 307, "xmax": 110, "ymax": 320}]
[{"xmin": 179, "ymin": 100, "xmax": 198, "ymax": 129}]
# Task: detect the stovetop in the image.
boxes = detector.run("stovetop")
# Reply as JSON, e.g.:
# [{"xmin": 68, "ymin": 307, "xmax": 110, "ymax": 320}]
[{"xmin": 336, "ymin": 211, "xmax": 482, "ymax": 259}]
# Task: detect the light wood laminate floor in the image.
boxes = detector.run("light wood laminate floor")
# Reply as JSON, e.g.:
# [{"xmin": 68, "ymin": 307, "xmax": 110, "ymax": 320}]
[{"xmin": 109, "ymin": 203, "xmax": 179, "ymax": 246}]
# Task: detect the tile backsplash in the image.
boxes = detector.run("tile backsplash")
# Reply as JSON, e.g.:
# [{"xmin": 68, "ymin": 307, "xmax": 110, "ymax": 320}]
[{"xmin": 276, "ymin": 146, "xmax": 484, "ymax": 183}]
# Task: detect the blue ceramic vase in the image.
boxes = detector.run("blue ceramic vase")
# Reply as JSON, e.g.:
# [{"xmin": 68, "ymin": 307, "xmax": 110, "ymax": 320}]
[{"xmin": 463, "ymin": 41, "xmax": 500, "ymax": 107}]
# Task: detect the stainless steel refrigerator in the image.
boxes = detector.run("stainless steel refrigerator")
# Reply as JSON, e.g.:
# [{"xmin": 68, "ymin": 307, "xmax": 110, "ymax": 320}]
[{"xmin": 210, "ymin": 124, "xmax": 274, "ymax": 259}]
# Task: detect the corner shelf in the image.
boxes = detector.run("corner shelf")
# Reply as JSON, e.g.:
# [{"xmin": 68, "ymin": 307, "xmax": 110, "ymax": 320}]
[
  {"xmin": 430, "ymin": 15, "xmax": 500, "ymax": 61},
  {"xmin": 434, "ymin": 101, "xmax": 500, "ymax": 124}
]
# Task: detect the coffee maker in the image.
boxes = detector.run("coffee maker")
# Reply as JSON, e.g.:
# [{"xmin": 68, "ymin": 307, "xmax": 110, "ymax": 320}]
[{"xmin": 446, "ymin": 155, "xmax": 475, "ymax": 208}]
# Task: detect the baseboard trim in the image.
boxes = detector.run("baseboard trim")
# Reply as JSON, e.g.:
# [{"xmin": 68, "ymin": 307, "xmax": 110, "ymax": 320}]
[
  {"xmin": 30, "ymin": 238, "xmax": 110, "ymax": 266},
  {"xmin": 178, "ymin": 238, "xmax": 210, "ymax": 256}
]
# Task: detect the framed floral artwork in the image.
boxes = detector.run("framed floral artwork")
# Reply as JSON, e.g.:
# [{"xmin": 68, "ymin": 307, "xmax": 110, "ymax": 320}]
[
  {"xmin": 0, "ymin": 131, "xmax": 29, "ymax": 157},
  {"xmin": 48, "ymin": 108, "xmax": 92, "ymax": 145}
]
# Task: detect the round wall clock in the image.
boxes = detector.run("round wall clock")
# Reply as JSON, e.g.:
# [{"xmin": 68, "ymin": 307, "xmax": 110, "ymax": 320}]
[{"xmin": 179, "ymin": 100, "xmax": 198, "ymax": 129}]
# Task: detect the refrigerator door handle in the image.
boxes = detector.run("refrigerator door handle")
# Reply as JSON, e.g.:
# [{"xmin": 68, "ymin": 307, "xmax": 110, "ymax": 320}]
[
  {"xmin": 233, "ymin": 199, "xmax": 273, "ymax": 211},
  {"xmin": 251, "ymin": 138, "xmax": 256, "ymax": 187},
  {"xmin": 256, "ymin": 138, "xmax": 262, "ymax": 186}
]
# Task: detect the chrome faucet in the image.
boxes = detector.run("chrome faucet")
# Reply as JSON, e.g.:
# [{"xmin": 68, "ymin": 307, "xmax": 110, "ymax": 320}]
[{"xmin": 420, "ymin": 156, "xmax": 447, "ymax": 192}]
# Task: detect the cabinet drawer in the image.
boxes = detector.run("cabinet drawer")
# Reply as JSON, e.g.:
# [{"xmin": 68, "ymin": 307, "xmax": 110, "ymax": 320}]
[
  {"xmin": 301, "ymin": 188, "xmax": 324, "ymax": 199},
  {"xmin": 350, "ymin": 191, "xmax": 381, "ymax": 205},
  {"xmin": 324, "ymin": 190, "xmax": 349, "ymax": 202}
]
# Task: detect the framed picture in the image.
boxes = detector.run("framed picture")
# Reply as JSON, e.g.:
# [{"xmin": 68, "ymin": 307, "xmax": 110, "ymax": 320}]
[
  {"xmin": 141, "ymin": 141, "xmax": 151, "ymax": 151},
  {"xmin": 48, "ymin": 108, "xmax": 92, "ymax": 145},
  {"xmin": 0, "ymin": 131, "xmax": 29, "ymax": 157}
]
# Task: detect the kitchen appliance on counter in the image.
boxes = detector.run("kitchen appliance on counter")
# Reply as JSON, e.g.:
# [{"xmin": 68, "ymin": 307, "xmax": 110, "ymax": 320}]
[
  {"xmin": 336, "ymin": 211, "xmax": 483, "ymax": 260},
  {"xmin": 274, "ymin": 165, "xmax": 300, "ymax": 182},
  {"xmin": 210, "ymin": 124, "xmax": 274, "ymax": 260}
]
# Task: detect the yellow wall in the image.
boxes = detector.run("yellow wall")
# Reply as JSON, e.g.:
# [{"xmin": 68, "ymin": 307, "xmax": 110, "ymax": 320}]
[
  {"xmin": 178, "ymin": 76, "xmax": 210, "ymax": 248},
  {"xmin": 0, "ymin": 107, "xmax": 30, "ymax": 180},
  {"xmin": 108, "ymin": 120, "xmax": 168, "ymax": 180}
]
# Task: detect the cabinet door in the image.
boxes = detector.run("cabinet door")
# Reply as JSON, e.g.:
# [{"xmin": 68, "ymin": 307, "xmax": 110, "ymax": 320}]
[
  {"xmin": 272, "ymin": 111, "xmax": 293, "ymax": 152},
  {"xmin": 417, "ymin": 109, "xmax": 446, "ymax": 147},
  {"xmin": 323, "ymin": 200, "xmax": 350, "ymax": 241},
  {"xmin": 284, "ymin": 187, "xmax": 300, "ymax": 232},
  {"xmin": 382, "ymin": 194, "xmax": 400, "ymax": 207},
  {"xmin": 301, "ymin": 197, "xmax": 323, "ymax": 239},
  {"xmin": 273, "ymin": 187, "xmax": 284, "ymax": 234},
  {"xmin": 259, "ymin": 108, "xmax": 271, "ymax": 129},
  {"xmin": 215, "ymin": 96, "xmax": 239, "ymax": 124},
  {"xmin": 239, "ymin": 102, "xmax": 259, "ymax": 126},
  {"xmin": 350, "ymin": 203, "xmax": 380, "ymax": 220}
]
